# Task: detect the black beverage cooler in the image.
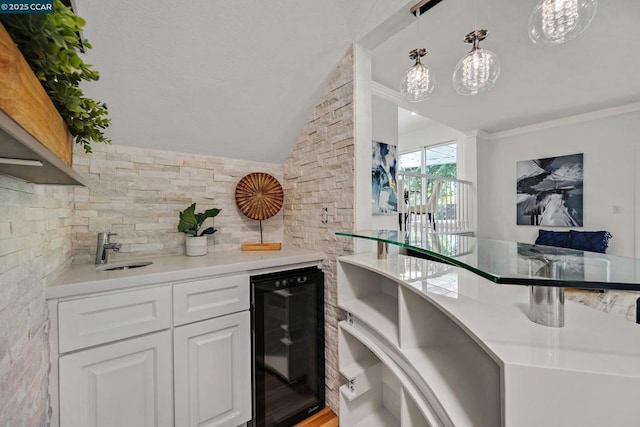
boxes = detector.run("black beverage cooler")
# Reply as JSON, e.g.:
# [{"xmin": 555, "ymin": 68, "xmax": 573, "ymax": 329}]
[{"xmin": 250, "ymin": 267, "xmax": 325, "ymax": 427}]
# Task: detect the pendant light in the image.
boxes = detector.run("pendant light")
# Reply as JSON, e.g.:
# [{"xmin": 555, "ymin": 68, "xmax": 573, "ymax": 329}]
[
  {"xmin": 528, "ymin": 0, "xmax": 598, "ymax": 46},
  {"xmin": 400, "ymin": 9, "xmax": 435, "ymax": 103},
  {"xmin": 401, "ymin": 48, "xmax": 435, "ymax": 102},
  {"xmin": 452, "ymin": 29, "xmax": 501, "ymax": 96}
]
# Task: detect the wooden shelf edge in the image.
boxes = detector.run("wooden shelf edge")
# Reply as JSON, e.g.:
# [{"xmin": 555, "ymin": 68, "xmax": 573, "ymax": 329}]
[{"xmin": 0, "ymin": 22, "xmax": 73, "ymax": 167}]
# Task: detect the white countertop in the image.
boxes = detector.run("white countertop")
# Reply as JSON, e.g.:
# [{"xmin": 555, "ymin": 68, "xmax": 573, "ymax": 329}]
[
  {"xmin": 339, "ymin": 253, "xmax": 640, "ymax": 378},
  {"xmin": 48, "ymin": 248, "xmax": 324, "ymax": 299}
]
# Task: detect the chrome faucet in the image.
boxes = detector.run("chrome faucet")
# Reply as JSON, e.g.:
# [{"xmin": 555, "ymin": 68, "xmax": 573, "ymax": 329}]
[{"xmin": 95, "ymin": 232, "xmax": 122, "ymax": 264}]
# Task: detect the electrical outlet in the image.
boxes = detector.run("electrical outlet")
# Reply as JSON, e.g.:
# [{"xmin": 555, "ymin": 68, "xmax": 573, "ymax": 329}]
[{"xmin": 612, "ymin": 205, "xmax": 621, "ymax": 214}]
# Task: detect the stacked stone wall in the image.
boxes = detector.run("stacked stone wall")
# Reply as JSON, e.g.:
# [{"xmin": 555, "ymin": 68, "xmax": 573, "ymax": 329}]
[{"xmin": 283, "ymin": 46, "xmax": 355, "ymax": 411}]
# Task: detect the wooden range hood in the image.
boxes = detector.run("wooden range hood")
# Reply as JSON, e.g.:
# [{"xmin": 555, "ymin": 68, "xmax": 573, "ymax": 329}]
[{"xmin": 0, "ymin": 23, "xmax": 86, "ymax": 186}]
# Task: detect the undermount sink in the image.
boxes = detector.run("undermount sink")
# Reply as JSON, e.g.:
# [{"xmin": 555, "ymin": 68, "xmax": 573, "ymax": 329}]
[{"xmin": 99, "ymin": 261, "xmax": 153, "ymax": 271}]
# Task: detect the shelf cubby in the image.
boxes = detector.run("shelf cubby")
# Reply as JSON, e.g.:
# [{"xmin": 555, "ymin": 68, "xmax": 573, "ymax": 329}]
[
  {"xmin": 339, "ymin": 321, "xmax": 441, "ymax": 426},
  {"xmin": 398, "ymin": 285, "xmax": 501, "ymax": 427},
  {"xmin": 338, "ymin": 325, "xmax": 382, "ymax": 400},
  {"xmin": 401, "ymin": 388, "xmax": 430, "ymax": 427},
  {"xmin": 338, "ymin": 328, "xmax": 402, "ymax": 427},
  {"xmin": 340, "ymin": 382, "xmax": 400, "ymax": 427},
  {"xmin": 337, "ymin": 261, "xmax": 400, "ymax": 346}
]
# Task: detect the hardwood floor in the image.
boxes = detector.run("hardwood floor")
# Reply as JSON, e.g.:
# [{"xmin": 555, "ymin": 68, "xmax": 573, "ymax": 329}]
[{"xmin": 296, "ymin": 407, "xmax": 339, "ymax": 427}]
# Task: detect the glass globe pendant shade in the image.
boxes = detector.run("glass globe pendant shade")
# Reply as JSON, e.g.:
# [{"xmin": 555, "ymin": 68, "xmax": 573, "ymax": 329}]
[
  {"xmin": 400, "ymin": 48, "xmax": 435, "ymax": 102},
  {"xmin": 529, "ymin": 0, "xmax": 598, "ymax": 46},
  {"xmin": 452, "ymin": 30, "xmax": 501, "ymax": 96}
]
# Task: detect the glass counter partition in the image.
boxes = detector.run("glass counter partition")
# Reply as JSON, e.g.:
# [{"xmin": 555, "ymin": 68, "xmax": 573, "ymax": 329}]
[{"xmin": 336, "ymin": 230, "xmax": 640, "ymax": 327}]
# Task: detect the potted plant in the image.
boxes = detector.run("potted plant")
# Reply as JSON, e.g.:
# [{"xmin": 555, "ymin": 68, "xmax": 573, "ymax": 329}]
[{"xmin": 178, "ymin": 203, "xmax": 221, "ymax": 256}]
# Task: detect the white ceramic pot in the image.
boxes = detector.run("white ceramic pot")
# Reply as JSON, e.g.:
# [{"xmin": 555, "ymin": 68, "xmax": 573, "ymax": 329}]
[{"xmin": 185, "ymin": 235, "xmax": 207, "ymax": 256}]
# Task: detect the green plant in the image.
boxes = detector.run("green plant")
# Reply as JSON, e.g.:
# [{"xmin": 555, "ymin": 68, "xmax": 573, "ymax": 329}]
[
  {"xmin": 0, "ymin": 0, "xmax": 110, "ymax": 153},
  {"xmin": 178, "ymin": 203, "xmax": 221, "ymax": 237}
]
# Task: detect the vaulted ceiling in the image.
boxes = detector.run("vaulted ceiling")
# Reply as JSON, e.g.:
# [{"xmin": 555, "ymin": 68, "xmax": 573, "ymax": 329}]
[
  {"xmin": 74, "ymin": 0, "xmax": 640, "ymax": 163},
  {"xmin": 74, "ymin": 0, "xmax": 411, "ymax": 163}
]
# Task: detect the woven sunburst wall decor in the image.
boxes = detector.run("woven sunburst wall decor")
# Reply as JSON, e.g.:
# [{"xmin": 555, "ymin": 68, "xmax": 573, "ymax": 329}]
[
  {"xmin": 235, "ymin": 173, "xmax": 284, "ymax": 250},
  {"xmin": 235, "ymin": 172, "xmax": 284, "ymax": 220}
]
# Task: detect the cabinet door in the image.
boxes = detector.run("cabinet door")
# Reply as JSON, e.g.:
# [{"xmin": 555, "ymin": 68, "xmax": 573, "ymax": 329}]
[
  {"xmin": 59, "ymin": 330, "xmax": 173, "ymax": 427},
  {"xmin": 174, "ymin": 311, "xmax": 251, "ymax": 427}
]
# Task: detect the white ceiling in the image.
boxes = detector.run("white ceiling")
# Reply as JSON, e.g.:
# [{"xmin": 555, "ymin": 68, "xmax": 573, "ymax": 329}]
[
  {"xmin": 73, "ymin": 0, "xmax": 411, "ymax": 163},
  {"xmin": 373, "ymin": 0, "xmax": 640, "ymax": 134},
  {"xmin": 398, "ymin": 107, "xmax": 441, "ymax": 135},
  {"xmin": 74, "ymin": 0, "xmax": 640, "ymax": 163}
]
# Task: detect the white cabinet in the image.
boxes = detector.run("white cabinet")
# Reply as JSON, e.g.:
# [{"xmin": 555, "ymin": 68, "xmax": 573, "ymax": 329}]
[
  {"xmin": 173, "ymin": 274, "xmax": 251, "ymax": 427},
  {"xmin": 49, "ymin": 254, "xmax": 325, "ymax": 427},
  {"xmin": 59, "ymin": 330, "xmax": 173, "ymax": 427},
  {"xmin": 174, "ymin": 311, "xmax": 251, "ymax": 427},
  {"xmin": 53, "ymin": 274, "xmax": 252, "ymax": 427}
]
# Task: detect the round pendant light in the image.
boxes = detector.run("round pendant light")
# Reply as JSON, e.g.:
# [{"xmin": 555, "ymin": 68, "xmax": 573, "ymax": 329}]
[
  {"xmin": 400, "ymin": 48, "xmax": 436, "ymax": 102},
  {"xmin": 528, "ymin": 0, "xmax": 598, "ymax": 46},
  {"xmin": 452, "ymin": 30, "xmax": 501, "ymax": 96}
]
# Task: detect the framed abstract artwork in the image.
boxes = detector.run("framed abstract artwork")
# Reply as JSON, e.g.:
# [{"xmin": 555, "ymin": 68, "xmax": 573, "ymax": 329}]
[
  {"xmin": 516, "ymin": 153, "xmax": 583, "ymax": 226},
  {"xmin": 372, "ymin": 140, "xmax": 398, "ymax": 215}
]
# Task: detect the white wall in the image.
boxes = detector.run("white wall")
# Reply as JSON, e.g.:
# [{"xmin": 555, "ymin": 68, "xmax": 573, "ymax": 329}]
[
  {"xmin": 478, "ymin": 109, "xmax": 640, "ymax": 257},
  {"xmin": 399, "ymin": 122, "xmax": 462, "ymax": 153},
  {"xmin": 372, "ymin": 96, "xmax": 398, "ymax": 147},
  {"xmin": 371, "ymin": 95, "xmax": 400, "ymax": 230},
  {"xmin": 354, "ymin": 46, "xmax": 398, "ymax": 241}
]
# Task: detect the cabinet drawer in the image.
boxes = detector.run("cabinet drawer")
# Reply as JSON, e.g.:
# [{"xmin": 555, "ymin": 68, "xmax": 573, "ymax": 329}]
[
  {"xmin": 173, "ymin": 273, "xmax": 249, "ymax": 326},
  {"xmin": 58, "ymin": 286, "xmax": 171, "ymax": 353}
]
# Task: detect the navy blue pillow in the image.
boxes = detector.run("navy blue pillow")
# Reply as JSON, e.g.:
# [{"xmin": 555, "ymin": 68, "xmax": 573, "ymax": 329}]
[
  {"xmin": 568, "ymin": 230, "xmax": 612, "ymax": 254},
  {"xmin": 534, "ymin": 230, "xmax": 570, "ymax": 248}
]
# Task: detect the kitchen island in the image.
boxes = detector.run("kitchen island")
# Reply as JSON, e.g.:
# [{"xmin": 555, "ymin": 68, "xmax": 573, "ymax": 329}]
[{"xmin": 336, "ymin": 232, "xmax": 640, "ymax": 426}]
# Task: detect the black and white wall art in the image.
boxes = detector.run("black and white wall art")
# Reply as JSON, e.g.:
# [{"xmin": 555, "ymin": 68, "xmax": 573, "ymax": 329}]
[
  {"xmin": 372, "ymin": 141, "xmax": 398, "ymax": 215},
  {"xmin": 516, "ymin": 153, "xmax": 583, "ymax": 226}
]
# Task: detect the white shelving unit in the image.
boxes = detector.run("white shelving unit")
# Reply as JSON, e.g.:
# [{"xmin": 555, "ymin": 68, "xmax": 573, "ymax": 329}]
[
  {"xmin": 337, "ymin": 253, "xmax": 640, "ymax": 426},
  {"xmin": 338, "ymin": 257, "xmax": 499, "ymax": 426}
]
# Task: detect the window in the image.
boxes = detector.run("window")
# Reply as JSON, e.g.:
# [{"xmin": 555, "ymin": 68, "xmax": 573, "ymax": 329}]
[
  {"xmin": 425, "ymin": 143, "xmax": 456, "ymax": 178},
  {"xmin": 399, "ymin": 150, "xmax": 422, "ymax": 173},
  {"xmin": 399, "ymin": 143, "xmax": 457, "ymax": 178},
  {"xmin": 399, "ymin": 143, "xmax": 458, "ymax": 223}
]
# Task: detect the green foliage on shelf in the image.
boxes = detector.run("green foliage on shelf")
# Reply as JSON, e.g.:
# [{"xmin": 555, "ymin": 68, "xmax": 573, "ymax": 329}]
[{"xmin": 0, "ymin": 0, "xmax": 111, "ymax": 153}]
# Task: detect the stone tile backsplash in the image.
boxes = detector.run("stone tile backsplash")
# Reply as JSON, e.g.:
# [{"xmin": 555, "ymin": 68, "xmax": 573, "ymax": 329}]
[
  {"xmin": 0, "ymin": 175, "xmax": 73, "ymax": 426},
  {"xmin": 71, "ymin": 144, "xmax": 284, "ymax": 263},
  {"xmin": 283, "ymin": 45, "xmax": 355, "ymax": 412}
]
